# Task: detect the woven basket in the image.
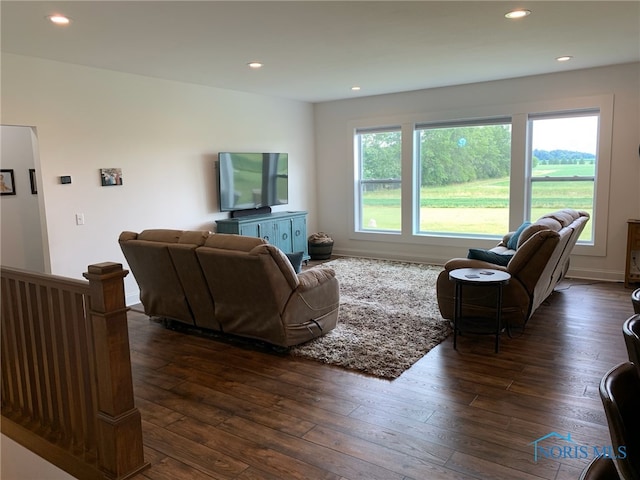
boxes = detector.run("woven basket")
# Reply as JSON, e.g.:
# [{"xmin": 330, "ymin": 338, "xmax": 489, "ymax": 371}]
[{"xmin": 308, "ymin": 232, "xmax": 334, "ymax": 260}]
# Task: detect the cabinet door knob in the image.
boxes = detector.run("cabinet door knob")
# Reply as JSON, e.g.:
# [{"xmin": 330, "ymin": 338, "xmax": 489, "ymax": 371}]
[{"xmin": 282, "ymin": 233, "xmax": 288, "ymax": 240}]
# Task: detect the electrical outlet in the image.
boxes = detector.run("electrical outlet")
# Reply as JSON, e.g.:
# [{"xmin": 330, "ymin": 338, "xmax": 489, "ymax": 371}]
[{"xmin": 75, "ymin": 213, "xmax": 85, "ymax": 225}]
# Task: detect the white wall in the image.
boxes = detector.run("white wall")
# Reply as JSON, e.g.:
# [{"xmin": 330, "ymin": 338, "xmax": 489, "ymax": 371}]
[
  {"xmin": 2, "ymin": 54, "xmax": 638, "ymax": 292},
  {"xmin": 0, "ymin": 125, "xmax": 46, "ymax": 272},
  {"xmin": 1, "ymin": 54, "xmax": 317, "ymax": 303},
  {"xmin": 314, "ymin": 63, "xmax": 640, "ymax": 281}
]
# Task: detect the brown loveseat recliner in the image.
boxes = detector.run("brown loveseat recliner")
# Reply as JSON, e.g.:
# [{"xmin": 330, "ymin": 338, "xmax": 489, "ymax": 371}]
[
  {"xmin": 436, "ymin": 209, "xmax": 590, "ymax": 327},
  {"xmin": 119, "ymin": 230, "xmax": 339, "ymax": 347}
]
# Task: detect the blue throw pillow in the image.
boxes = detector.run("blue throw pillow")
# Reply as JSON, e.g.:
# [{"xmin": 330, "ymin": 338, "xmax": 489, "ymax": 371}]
[
  {"xmin": 507, "ymin": 222, "xmax": 531, "ymax": 250},
  {"xmin": 467, "ymin": 248, "xmax": 513, "ymax": 266},
  {"xmin": 285, "ymin": 251, "xmax": 304, "ymax": 273}
]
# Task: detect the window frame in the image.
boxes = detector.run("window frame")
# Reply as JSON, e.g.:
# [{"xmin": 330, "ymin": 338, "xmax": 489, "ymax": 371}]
[
  {"xmin": 354, "ymin": 126, "xmax": 403, "ymax": 234},
  {"xmin": 348, "ymin": 94, "xmax": 613, "ymax": 257},
  {"xmin": 413, "ymin": 116, "xmax": 513, "ymax": 237},
  {"xmin": 516, "ymin": 96, "xmax": 613, "ymax": 256},
  {"xmin": 526, "ymin": 109, "xmax": 599, "ymax": 245}
]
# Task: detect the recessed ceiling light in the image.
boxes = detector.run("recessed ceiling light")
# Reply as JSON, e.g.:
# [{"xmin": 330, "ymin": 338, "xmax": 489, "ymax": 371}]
[
  {"xmin": 505, "ymin": 9, "xmax": 531, "ymax": 19},
  {"xmin": 351, "ymin": 86, "xmax": 361, "ymax": 91},
  {"xmin": 556, "ymin": 56, "xmax": 573, "ymax": 62},
  {"xmin": 247, "ymin": 62, "xmax": 263, "ymax": 69},
  {"xmin": 47, "ymin": 14, "xmax": 71, "ymax": 25}
]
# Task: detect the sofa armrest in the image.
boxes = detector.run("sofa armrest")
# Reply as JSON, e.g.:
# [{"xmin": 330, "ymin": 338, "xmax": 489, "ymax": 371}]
[
  {"xmin": 282, "ymin": 269, "xmax": 339, "ymax": 346},
  {"xmin": 297, "ymin": 267, "xmax": 336, "ymax": 291},
  {"xmin": 443, "ymin": 258, "xmax": 508, "ymax": 273}
]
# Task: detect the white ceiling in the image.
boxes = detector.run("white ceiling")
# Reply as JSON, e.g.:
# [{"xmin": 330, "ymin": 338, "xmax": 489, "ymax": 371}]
[{"xmin": 2, "ymin": 1, "xmax": 639, "ymax": 103}]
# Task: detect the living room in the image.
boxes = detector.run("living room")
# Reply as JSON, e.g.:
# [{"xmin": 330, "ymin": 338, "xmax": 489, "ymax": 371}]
[
  {"xmin": 1, "ymin": 2, "xmax": 640, "ymax": 478},
  {"xmin": 0, "ymin": 2, "xmax": 638, "ymax": 298}
]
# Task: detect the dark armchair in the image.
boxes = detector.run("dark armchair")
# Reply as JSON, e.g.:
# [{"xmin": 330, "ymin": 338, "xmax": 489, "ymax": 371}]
[
  {"xmin": 623, "ymin": 314, "xmax": 640, "ymax": 366},
  {"xmin": 599, "ymin": 362, "xmax": 640, "ymax": 480},
  {"xmin": 632, "ymin": 289, "xmax": 640, "ymax": 315},
  {"xmin": 579, "ymin": 455, "xmax": 620, "ymax": 480}
]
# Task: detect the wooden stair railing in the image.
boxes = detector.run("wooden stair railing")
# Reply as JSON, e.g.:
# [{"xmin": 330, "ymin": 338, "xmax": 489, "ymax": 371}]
[{"xmin": 1, "ymin": 262, "xmax": 149, "ymax": 480}]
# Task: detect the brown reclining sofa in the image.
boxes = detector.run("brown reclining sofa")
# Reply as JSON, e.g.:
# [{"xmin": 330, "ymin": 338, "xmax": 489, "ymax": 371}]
[
  {"xmin": 436, "ymin": 209, "xmax": 590, "ymax": 328},
  {"xmin": 119, "ymin": 229, "xmax": 339, "ymax": 347}
]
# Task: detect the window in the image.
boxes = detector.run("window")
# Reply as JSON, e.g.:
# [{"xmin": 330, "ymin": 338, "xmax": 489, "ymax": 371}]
[
  {"xmin": 355, "ymin": 128, "xmax": 401, "ymax": 232},
  {"xmin": 350, "ymin": 95, "xmax": 612, "ymax": 255},
  {"xmin": 415, "ymin": 119, "xmax": 511, "ymax": 236},
  {"xmin": 528, "ymin": 112, "xmax": 598, "ymax": 243}
]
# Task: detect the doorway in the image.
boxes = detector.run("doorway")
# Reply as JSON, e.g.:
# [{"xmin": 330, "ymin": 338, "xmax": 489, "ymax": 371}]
[{"xmin": 1, "ymin": 125, "xmax": 48, "ymax": 272}]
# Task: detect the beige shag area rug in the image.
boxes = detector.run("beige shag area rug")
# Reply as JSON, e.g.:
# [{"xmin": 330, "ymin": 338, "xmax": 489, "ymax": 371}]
[{"xmin": 290, "ymin": 257, "xmax": 451, "ymax": 379}]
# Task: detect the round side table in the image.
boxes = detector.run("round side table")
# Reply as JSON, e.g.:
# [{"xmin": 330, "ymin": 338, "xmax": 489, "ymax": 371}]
[{"xmin": 449, "ymin": 268, "xmax": 511, "ymax": 353}]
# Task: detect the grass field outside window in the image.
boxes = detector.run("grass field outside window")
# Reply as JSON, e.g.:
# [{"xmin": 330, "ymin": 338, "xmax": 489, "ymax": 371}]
[{"xmin": 362, "ymin": 164, "xmax": 593, "ymax": 241}]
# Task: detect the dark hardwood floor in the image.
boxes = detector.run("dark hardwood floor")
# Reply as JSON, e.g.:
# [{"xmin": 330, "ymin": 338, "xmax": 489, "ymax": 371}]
[{"xmin": 128, "ymin": 275, "xmax": 635, "ymax": 480}]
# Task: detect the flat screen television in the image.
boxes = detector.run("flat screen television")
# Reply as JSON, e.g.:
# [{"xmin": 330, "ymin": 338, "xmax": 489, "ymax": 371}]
[{"xmin": 218, "ymin": 152, "xmax": 289, "ymax": 213}]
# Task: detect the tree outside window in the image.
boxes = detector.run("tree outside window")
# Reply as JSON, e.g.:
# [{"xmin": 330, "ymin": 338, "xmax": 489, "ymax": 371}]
[
  {"xmin": 416, "ymin": 121, "xmax": 511, "ymax": 236},
  {"xmin": 355, "ymin": 129, "xmax": 401, "ymax": 232}
]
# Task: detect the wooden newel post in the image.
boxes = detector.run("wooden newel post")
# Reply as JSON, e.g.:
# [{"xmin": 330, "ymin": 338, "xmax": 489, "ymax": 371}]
[{"xmin": 83, "ymin": 262, "xmax": 149, "ymax": 479}]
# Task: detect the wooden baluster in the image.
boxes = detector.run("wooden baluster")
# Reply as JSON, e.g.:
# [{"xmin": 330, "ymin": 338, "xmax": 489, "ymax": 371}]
[{"xmin": 83, "ymin": 262, "xmax": 149, "ymax": 479}]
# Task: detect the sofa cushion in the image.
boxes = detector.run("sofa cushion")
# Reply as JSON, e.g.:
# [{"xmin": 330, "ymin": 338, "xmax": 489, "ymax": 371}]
[
  {"xmin": 138, "ymin": 229, "xmax": 183, "ymax": 243},
  {"xmin": 297, "ymin": 267, "xmax": 336, "ymax": 291},
  {"xmin": 507, "ymin": 222, "xmax": 531, "ymax": 250},
  {"xmin": 517, "ymin": 222, "xmax": 550, "ymax": 248},
  {"xmin": 535, "ymin": 216, "xmax": 563, "ymax": 232},
  {"xmin": 204, "ymin": 233, "xmax": 266, "ymax": 251},
  {"xmin": 179, "ymin": 230, "xmax": 210, "ymax": 245},
  {"xmin": 119, "ymin": 235, "xmax": 196, "ymax": 325},
  {"xmin": 468, "ymin": 248, "xmax": 513, "ymax": 266},
  {"xmin": 545, "ymin": 209, "xmax": 579, "ymax": 227},
  {"xmin": 167, "ymin": 242, "xmax": 216, "ymax": 329}
]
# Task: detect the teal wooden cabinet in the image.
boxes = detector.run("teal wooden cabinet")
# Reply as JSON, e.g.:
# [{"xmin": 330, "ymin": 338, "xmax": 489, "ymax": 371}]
[
  {"xmin": 291, "ymin": 215, "xmax": 307, "ymax": 254},
  {"xmin": 216, "ymin": 211, "xmax": 309, "ymax": 260}
]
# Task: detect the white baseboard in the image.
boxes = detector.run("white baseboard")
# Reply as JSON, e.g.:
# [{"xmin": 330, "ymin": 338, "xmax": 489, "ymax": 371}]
[
  {"xmin": 565, "ymin": 267, "xmax": 624, "ymax": 283},
  {"xmin": 332, "ymin": 248, "xmax": 449, "ymax": 267},
  {"xmin": 125, "ymin": 292, "xmax": 141, "ymax": 307}
]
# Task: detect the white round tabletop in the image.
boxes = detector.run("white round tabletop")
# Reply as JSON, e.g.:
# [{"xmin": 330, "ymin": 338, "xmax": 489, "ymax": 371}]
[{"xmin": 449, "ymin": 268, "xmax": 511, "ymax": 285}]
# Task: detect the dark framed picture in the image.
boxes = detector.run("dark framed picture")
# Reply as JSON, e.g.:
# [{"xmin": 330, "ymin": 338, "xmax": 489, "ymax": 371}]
[
  {"xmin": 100, "ymin": 168, "xmax": 123, "ymax": 186},
  {"xmin": 29, "ymin": 169, "xmax": 37, "ymax": 194},
  {"xmin": 0, "ymin": 169, "xmax": 16, "ymax": 195}
]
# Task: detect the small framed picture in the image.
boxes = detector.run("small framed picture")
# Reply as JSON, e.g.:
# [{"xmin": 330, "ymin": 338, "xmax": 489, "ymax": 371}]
[
  {"xmin": 100, "ymin": 168, "xmax": 123, "ymax": 186},
  {"xmin": 29, "ymin": 169, "xmax": 38, "ymax": 194},
  {"xmin": 0, "ymin": 169, "xmax": 16, "ymax": 195}
]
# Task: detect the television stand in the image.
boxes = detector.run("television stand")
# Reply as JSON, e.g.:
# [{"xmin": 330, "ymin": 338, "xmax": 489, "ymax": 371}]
[
  {"xmin": 216, "ymin": 211, "xmax": 309, "ymax": 261},
  {"xmin": 230, "ymin": 206, "xmax": 272, "ymax": 218}
]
